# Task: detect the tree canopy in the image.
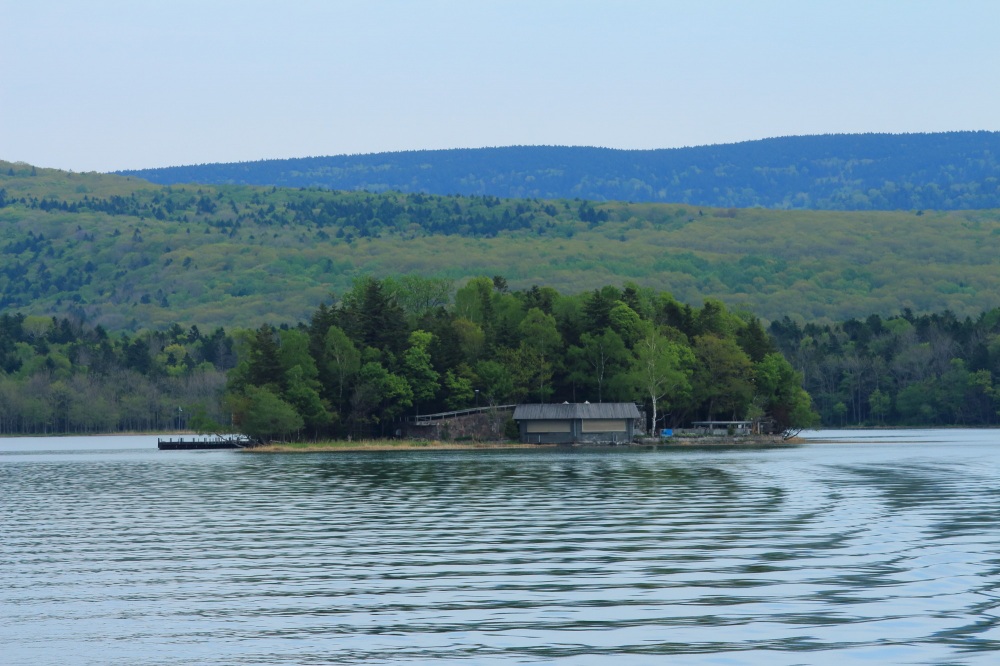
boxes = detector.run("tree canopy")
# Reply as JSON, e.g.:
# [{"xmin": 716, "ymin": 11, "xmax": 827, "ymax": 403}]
[{"xmin": 226, "ymin": 278, "xmax": 817, "ymax": 439}]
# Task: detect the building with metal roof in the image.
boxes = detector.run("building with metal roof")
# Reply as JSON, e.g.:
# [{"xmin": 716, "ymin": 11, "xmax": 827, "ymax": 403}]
[{"xmin": 512, "ymin": 402, "xmax": 643, "ymax": 444}]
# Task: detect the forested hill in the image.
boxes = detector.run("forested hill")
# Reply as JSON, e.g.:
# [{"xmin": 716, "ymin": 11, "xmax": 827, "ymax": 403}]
[
  {"xmin": 119, "ymin": 132, "xmax": 1000, "ymax": 210},
  {"xmin": 4, "ymin": 160, "xmax": 1000, "ymax": 331}
]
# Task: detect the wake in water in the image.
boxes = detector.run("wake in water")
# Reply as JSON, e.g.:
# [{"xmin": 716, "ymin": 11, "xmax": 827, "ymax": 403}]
[{"xmin": 2, "ymin": 432, "xmax": 999, "ymax": 664}]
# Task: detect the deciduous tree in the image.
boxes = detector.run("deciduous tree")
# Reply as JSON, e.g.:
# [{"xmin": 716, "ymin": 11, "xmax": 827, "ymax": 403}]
[{"xmin": 626, "ymin": 330, "xmax": 694, "ymax": 432}]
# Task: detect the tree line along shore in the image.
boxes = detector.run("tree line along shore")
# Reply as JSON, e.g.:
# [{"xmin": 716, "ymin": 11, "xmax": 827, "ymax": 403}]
[
  {"xmin": 3, "ymin": 276, "xmax": 817, "ymax": 440},
  {"xmin": 8, "ymin": 273, "xmax": 1000, "ymax": 442}
]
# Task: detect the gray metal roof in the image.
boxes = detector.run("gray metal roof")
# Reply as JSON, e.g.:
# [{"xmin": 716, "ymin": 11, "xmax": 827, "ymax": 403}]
[{"xmin": 513, "ymin": 403, "xmax": 641, "ymax": 420}]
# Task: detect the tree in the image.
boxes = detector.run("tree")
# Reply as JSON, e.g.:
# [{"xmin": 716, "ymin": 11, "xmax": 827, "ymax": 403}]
[
  {"xmin": 244, "ymin": 324, "xmax": 284, "ymax": 391},
  {"xmin": 518, "ymin": 285, "xmax": 559, "ymax": 315},
  {"xmin": 402, "ymin": 330, "xmax": 439, "ymax": 409},
  {"xmin": 567, "ymin": 329, "xmax": 629, "ymax": 402},
  {"xmin": 443, "ymin": 366, "xmax": 475, "ymax": 410},
  {"xmin": 490, "ymin": 291, "xmax": 525, "ymax": 349},
  {"xmin": 474, "ymin": 359, "xmax": 513, "ymax": 406},
  {"xmin": 754, "ymin": 352, "xmax": 819, "ymax": 432},
  {"xmin": 229, "ymin": 385, "xmax": 303, "ymax": 442},
  {"xmin": 284, "ymin": 365, "xmax": 333, "ymax": 435},
  {"xmin": 278, "ymin": 329, "xmax": 319, "ymax": 386},
  {"xmin": 626, "ymin": 330, "xmax": 694, "ymax": 432},
  {"xmin": 383, "ymin": 275, "xmax": 453, "ymax": 320},
  {"xmin": 454, "ymin": 277, "xmax": 496, "ymax": 332},
  {"xmin": 495, "ymin": 344, "xmax": 554, "ymax": 403},
  {"xmin": 516, "ymin": 308, "xmax": 561, "ymax": 401},
  {"xmin": 937, "ymin": 358, "xmax": 975, "ymax": 425},
  {"xmin": 350, "ymin": 362, "xmax": 413, "ymax": 433},
  {"xmin": 692, "ymin": 334, "xmax": 754, "ymax": 420},
  {"xmin": 737, "ymin": 316, "xmax": 776, "ymax": 362},
  {"xmin": 609, "ymin": 302, "xmax": 644, "ymax": 345},
  {"xmin": 695, "ymin": 299, "xmax": 737, "ymax": 338},
  {"xmin": 322, "ymin": 325, "xmax": 360, "ymax": 411},
  {"xmin": 869, "ymin": 388, "xmax": 890, "ymax": 426},
  {"xmin": 518, "ymin": 308, "xmax": 561, "ymax": 357},
  {"xmin": 896, "ymin": 381, "xmax": 936, "ymax": 424},
  {"xmin": 188, "ymin": 403, "xmax": 223, "ymax": 434},
  {"xmin": 451, "ymin": 317, "xmax": 486, "ymax": 363},
  {"xmin": 583, "ymin": 286, "xmax": 621, "ymax": 333},
  {"xmin": 339, "ymin": 276, "xmax": 408, "ymax": 355}
]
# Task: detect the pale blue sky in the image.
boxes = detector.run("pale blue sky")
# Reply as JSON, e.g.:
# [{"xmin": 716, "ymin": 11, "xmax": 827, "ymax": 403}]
[{"xmin": 3, "ymin": 0, "xmax": 999, "ymax": 172}]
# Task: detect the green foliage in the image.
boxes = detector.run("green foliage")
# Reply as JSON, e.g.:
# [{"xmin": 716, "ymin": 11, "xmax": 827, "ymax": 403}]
[
  {"xmin": 321, "ymin": 324, "xmax": 360, "ymax": 411},
  {"xmin": 503, "ymin": 417, "xmax": 520, "ymax": 440},
  {"xmin": 518, "ymin": 308, "xmax": 562, "ymax": 357},
  {"xmin": 625, "ymin": 330, "xmax": 695, "ymax": 431},
  {"xmin": 770, "ymin": 308, "xmax": 1000, "ymax": 427},
  {"xmin": 692, "ymin": 335, "xmax": 754, "ymax": 420},
  {"xmin": 753, "ymin": 353, "xmax": 818, "ymax": 431},
  {"xmin": 219, "ymin": 277, "xmax": 828, "ymax": 439},
  {"xmin": 383, "ymin": 275, "xmax": 454, "ymax": 321},
  {"xmin": 402, "ymin": 330, "xmax": 439, "ymax": 405},
  {"xmin": 14, "ymin": 262, "xmax": 1000, "ymax": 439},
  {"xmin": 474, "ymin": 359, "xmax": 514, "ymax": 406},
  {"xmin": 567, "ymin": 330, "xmax": 630, "ymax": 403},
  {"xmin": 188, "ymin": 403, "xmax": 223, "ymax": 434},
  {"xmin": 283, "ymin": 367, "xmax": 332, "ymax": 434},
  {"xmin": 5, "ymin": 160, "xmax": 1000, "ymax": 330},
  {"xmin": 340, "ymin": 277, "xmax": 409, "ymax": 357},
  {"xmin": 440, "ymin": 366, "xmax": 473, "ymax": 410},
  {"xmin": 0, "ymin": 312, "xmax": 234, "ymax": 435},
  {"xmin": 350, "ymin": 362, "xmax": 413, "ymax": 430},
  {"xmin": 229, "ymin": 385, "xmax": 304, "ymax": 442}
]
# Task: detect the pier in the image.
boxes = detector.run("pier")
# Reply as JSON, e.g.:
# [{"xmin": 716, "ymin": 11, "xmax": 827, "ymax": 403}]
[{"xmin": 157, "ymin": 435, "xmax": 254, "ymax": 450}]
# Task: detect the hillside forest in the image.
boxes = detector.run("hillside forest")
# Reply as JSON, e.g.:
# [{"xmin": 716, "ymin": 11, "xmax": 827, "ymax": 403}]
[
  {"xmin": 2, "ymin": 278, "xmax": 817, "ymax": 439},
  {"xmin": 7, "ymin": 276, "xmax": 1000, "ymax": 439},
  {"xmin": 4, "ymin": 161, "xmax": 1000, "ymax": 331},
  {"xmin": 121, "ymin": 132, "xmax": 1000, "ymax": 210}
]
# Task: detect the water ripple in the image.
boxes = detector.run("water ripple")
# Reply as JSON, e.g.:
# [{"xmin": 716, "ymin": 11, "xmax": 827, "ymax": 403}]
[{"xmin": 3, "ymin": 437, "xmax": 1000, "ymax": 664}]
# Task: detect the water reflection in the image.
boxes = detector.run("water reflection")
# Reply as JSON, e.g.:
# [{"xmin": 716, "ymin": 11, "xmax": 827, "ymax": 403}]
[{"xmin": 3, "ymin": 435, "xmax": 1000, "ymax": 664}]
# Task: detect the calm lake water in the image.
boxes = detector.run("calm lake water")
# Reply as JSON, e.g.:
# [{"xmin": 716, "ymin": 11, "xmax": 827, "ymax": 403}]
[{"xmin": 3, "ymin": 431, "xmax": 1000, "ymax": 665}]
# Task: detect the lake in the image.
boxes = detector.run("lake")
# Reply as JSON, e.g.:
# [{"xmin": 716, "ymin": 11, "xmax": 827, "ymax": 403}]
[{"xmin": 2, "ymin": 430, "xmax": 1000, "ymax": 664}]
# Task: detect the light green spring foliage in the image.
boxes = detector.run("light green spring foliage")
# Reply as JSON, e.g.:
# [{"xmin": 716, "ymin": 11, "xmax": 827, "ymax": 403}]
[{"xmin": 4, "ymin": 160, "xmax": 1000, "ymax": 332}]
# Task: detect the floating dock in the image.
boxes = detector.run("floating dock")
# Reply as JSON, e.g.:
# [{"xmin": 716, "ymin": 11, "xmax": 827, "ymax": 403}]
[{"xmin": 157, "ymin": 436, "xmax": 254, "ymax": 450}]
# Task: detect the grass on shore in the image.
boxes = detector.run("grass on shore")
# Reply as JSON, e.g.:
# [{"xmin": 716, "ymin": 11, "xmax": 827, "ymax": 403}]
[
  {"xmin": 245, "ymin": 439, "xmax": 552, "ymax": 453},
  {"xmin": 243, "ymin": 434, "xmax": 799, "ymax": 453}
]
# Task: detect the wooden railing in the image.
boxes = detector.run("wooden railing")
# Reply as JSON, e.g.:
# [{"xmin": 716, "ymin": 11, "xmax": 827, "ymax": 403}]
[{"xmin": 406, "ymin": 405, "xmax": 516, "ymax": 424}]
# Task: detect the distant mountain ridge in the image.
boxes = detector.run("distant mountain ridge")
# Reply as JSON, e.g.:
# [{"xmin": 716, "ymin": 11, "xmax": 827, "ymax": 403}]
[{"xmin": 119, "ymin": 132, "xmax": 1000, "ymax": 210}]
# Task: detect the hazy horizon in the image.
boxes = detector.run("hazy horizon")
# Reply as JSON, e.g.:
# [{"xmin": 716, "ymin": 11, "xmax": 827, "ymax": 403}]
[{"xmin": 4, "ymin": 1, "xmax": 999, "ymax": 173}]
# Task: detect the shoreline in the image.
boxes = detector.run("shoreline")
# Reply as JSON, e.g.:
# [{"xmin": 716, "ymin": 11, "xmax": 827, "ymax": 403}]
[
  {"xmin": 660, "ymin": 435, "xmax": 799, "ymax": 447},
  {"xmin": 243, "ymin": 434, "xmax": 801, "ymax": 453},
  {"xmin": 244, "ymin": 440, "xmax": 558, "ymax": 453}
]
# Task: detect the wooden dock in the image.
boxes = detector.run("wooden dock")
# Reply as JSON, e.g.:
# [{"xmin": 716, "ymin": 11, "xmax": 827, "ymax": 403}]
[{"xmin": 157, "ymin": 436, "xmax": 254, "ymax": 450}]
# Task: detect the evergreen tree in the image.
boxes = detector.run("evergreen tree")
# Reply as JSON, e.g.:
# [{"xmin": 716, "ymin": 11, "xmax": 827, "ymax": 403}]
[{"xmin": 340, "ymin": 277, "xmax": 408, "ymax": 356}]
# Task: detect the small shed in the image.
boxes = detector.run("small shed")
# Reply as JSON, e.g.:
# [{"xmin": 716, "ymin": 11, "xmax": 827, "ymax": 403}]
[{"xmin": 513, "ymin": 402, "xmax": 642, "ymax": 444}]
